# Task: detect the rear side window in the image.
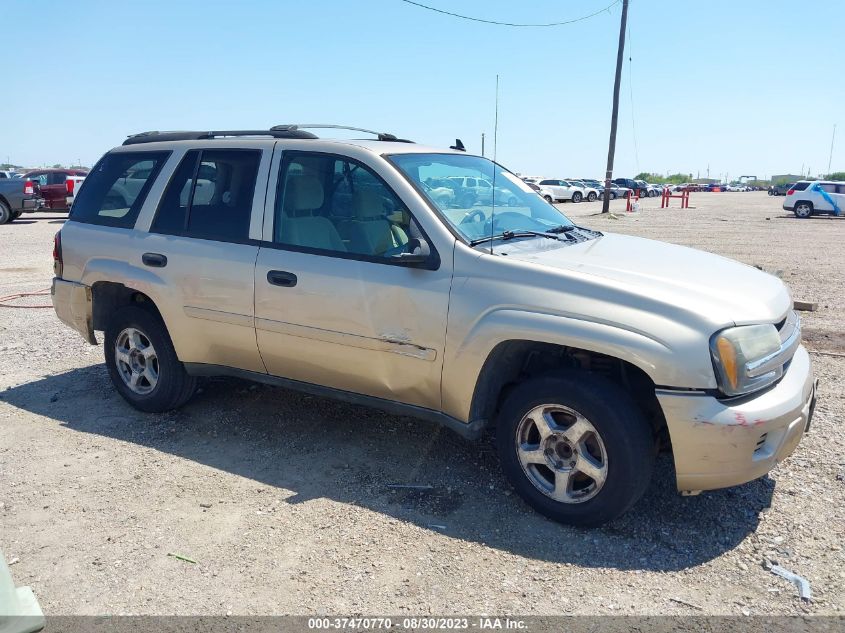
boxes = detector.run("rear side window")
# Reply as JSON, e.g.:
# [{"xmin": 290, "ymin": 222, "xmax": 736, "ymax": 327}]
[
  {"xmin": 819, "ymin": 183, "xmax": 836, "ymax": 193},
  {"xmin": 791, "ymin": 182, "xmax": 810, "ymax": 191},
  {"xmin": 70, "ymin": 151, "xmax": 169, "ymax": 228},
  {"xmin": 151, "ymin": 149, "xmax": 260, "ymax": 242}
]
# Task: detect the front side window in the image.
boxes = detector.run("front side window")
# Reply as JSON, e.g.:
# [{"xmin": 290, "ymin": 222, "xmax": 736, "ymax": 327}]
[
  {"xmin": 70, "ymin": 151, "xmax": 170, "ymax": 227},
  {"xmin": 390, "ymin": 153, "xmax": 575, "ymax": 244},
  {"xmin": 273, "ymin": 152, "xmax": 423, "ymax": 260},
  {"xmin": 151, "ymin": 149, "xmax": 260, "ymax": 242}
]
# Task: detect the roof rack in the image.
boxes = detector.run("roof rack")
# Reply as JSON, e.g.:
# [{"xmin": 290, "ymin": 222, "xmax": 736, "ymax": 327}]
[
  {"xmin": 271, "ymin": 124, "xmax": 414, "ymax": 143},
  {"xmin": 122, "ymin": 129, "xmax": 318, "ymax": 146}
]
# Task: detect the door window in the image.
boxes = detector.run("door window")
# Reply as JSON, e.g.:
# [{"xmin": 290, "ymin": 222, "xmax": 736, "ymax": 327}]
[
  {"xmin": 69, "ymin": 151, "xmax": 170, "ymax": 227},
  {"xmin": 48, "ymin": 172, "xmax": 67, "ymax": 186},
  {"xmin": 273, "ymin": 153, "xmax": 423, "ymax": 261},
  {"xmin": 151, "ymin": 149, "xmax": 260, "ymax": 242}
]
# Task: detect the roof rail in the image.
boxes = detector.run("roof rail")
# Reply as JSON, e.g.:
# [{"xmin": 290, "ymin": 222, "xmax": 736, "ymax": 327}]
[
  {"xmin": 271, "ymin": 124, "xmax": 414, "ymax": 143},
  {"xmin": 122, "ymin": 129, "xmax": 318, "ymax": 146}
]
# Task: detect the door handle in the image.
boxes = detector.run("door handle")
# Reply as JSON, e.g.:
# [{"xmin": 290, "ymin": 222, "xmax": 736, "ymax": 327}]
[
  {"xmin": 267, "ymin": 270, "xmax": 297, "ymax": 287},
  {"xmin": 142, "ymin": 252, "xmax": 167, "ymax": 268}
]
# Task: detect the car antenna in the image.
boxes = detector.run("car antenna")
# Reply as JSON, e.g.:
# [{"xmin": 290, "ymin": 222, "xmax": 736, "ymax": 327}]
[
  {"xmin": 450, "ymin": 139, "xmax": 465, "ymax": 151},
  {"xmin": 489, "ymin": 74, "xmax": 499, "ymax": 255}
]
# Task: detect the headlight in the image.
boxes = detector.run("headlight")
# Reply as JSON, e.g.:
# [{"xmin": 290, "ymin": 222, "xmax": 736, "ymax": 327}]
[{"xmin": 710, "ymin": 324, "xmax": 782, "ymax": 396}]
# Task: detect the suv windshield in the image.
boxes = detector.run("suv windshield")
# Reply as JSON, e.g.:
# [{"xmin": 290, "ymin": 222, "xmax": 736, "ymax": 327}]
[{"xmin": 389, "ymin": 153, "xmax": 574, "ymax": 243}]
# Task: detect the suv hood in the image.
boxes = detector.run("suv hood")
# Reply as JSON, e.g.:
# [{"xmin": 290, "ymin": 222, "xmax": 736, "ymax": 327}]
[{"xmin": 497, "ymin": 232, "xmax": 791, "ymax": 326}]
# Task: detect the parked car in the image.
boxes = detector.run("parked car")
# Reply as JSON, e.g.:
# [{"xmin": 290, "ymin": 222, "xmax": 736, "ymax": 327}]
[
  {"xmin": 0, "ymin": 170, "xmax": 22, "ymax": 179},
  {"xmin": 0, "ymin": 176, "xmax": 44, "ymax": 223},
  {"xmin": 538, "ymin": 179, "xmax": 584, "ymax": 203},
  {"xmin": 52, "ymin": 126, "xmax": 816, "ymax": 527},
  {"xmin": 566, "ymin": 179, "xmax": 599, "ymax": 202},
  {"xmin": 22, "ymin": 168, "xmax": 88, "ymax": 211},
  {"xmin": 769, "ymin": 183, "xmax": 793, "ymax": 196},
  {"xmin": 783, "ymin": 180, "xmax": 844, "ymax": 218},
  {"xmin": 599, "ymin": 184, "xmax": 631, "ymax": 200},
  {"xmin": 612, "ymin": 178, "xmax": 649, "ymax": 197}
]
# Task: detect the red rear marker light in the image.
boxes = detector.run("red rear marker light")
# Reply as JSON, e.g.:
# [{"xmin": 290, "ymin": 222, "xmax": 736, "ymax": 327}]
[
  {"xmin": 53, "ymin": 231, "xmax": 63, "ymax": 278},
  {"xmin": 66, "ymin": 179, "xmax": 75, "ymax": 195},
  {"xmin": 24, "ymin": 180, "xmax": 34, "ymax": 195},
  {"xmin": 787, "ymin": 189, "xmax": 795, "ymax": 196}
]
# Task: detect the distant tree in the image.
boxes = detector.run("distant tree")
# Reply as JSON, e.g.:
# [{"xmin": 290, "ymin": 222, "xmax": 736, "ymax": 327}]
[
  {"xmin": 633, "ymin": 172, "xmax": 689, "ymax": 184},
  {"xmin": 825, "ymin": 171, "xmax": 845, "ymax": 181},
  {"xmin": 51, "ymin": 163, "xmax": 64, "ymax": 168}
]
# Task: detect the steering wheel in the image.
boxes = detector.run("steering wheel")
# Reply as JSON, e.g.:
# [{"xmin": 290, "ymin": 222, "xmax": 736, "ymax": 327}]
[{"xmin": 460, "ymin": 209, "xmax": 487, "ymax": 225}]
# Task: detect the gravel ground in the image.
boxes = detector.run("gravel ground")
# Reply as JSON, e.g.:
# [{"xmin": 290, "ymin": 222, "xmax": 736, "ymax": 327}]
[{"xmin": 0, "ymin": 193, "xmax": 843, "ymax": 616}]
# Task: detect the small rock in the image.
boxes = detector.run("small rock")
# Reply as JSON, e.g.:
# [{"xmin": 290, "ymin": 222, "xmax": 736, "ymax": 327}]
[
  {"xmin": 199, "ymin": 503, "xmax": 212, "ymax": 509},
  {"xmin": 8, "ymin": 557, "xmax": 19, "ymax": 565},
  {"xmin": 737, "ymin": 562, "xmax": 748, "ymax": 572},
  {"xmin": 741, "ymin": 608, "xmax": 751, "ymax": 616}
]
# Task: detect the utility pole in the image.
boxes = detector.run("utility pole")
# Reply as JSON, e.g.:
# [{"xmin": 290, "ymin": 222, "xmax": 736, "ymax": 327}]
[{"xmin": 601, "ymin": 0, "xmax": 629, "ymax": 213}]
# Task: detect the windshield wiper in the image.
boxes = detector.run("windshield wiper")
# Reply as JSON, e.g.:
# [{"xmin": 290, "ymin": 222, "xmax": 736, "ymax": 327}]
[
  {"xmin": 546, "ymin": 224, "xmax": 577, "ymax": 233},
  {"xmin": 469, "ymin": 230, "xmax": 562, "ymax": 247}
]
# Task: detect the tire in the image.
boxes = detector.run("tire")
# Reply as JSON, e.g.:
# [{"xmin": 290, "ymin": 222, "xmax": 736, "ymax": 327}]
[
  {"xmin": 104, "ymin": 306, "xmax": 197, "ymax": 412},
  {"xmin": 571, "ymin": 192, "xmax": 583, "ymax": 203},
  {"xmin": 507, "ymin": 197, "xmax": 519, "ymax": 207},
  {"xmin": 495, "ymin": 372, "xmax": 654, "ymax": 527},
  {"xmin": 587, "ymin": 191, "xmax": 597, "ymax": 202},
  {"xmin": 598, "ymin": 193, "xmax": 604, "ymax": 201},
  {"xmin": 794, "ymin": 202, "xmax": 813, "ymax": 219},
  {"xmin": 460, "ymin": 193, "xmax": 475, "ymax": 208},
  {"xmin": 610, "ymin": 192, "xmax": 617, "ymax": 200},
  {"xmin": 544, "ymin": 195, "xmax": 553, "ymax": 203},
  {"xmin": 11, "ymin": 211, "xmax": 22, "ymax": 221},
  {"xmin": 0, "ymin": 200, "xmax": 10, "ymax": 225},
  {"xmin": 768, "ymin": 190, "xmax": 773, "ymax": 196}
]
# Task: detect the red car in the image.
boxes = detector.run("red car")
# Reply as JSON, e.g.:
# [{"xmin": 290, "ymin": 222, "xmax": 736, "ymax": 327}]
[{"xmin": 23, "ymin": 168, "xmax": 88, "ymax": 210}]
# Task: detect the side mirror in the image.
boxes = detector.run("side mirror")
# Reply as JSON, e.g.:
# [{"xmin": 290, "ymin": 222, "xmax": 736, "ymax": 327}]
[{"xmin": 394, "ymin": 238, "xmax": 431, "ymax": 266}]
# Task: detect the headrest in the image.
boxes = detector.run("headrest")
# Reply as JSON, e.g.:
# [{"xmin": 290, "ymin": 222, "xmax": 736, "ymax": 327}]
[
  {"xmin": 284, "ymin": 175, "xmax": 324, "ymax": 215},
  {"xmin": 352, "ymin": 187, "xmax": 388, "ymax": 219}
]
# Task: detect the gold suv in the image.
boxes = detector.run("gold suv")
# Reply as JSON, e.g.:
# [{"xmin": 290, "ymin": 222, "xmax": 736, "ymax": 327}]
[{"xmin": 52, "ymin": 125, "xmax": 816, "ymax": 526}]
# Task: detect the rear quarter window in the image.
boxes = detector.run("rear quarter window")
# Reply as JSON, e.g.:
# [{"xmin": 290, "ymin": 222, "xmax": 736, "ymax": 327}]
[
  {"xmin": 69, "ymin": 151, "xmax": 170, "ymax": 228},
  {"xmin": 791, "ymin": 182, "xmax": 810, "ymax": 191}
]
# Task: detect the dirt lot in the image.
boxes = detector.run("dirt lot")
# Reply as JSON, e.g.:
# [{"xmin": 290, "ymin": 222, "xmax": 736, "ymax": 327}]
[{"xmin": 1, "ymin": 192, "xmax": 843, "ymax": 616}]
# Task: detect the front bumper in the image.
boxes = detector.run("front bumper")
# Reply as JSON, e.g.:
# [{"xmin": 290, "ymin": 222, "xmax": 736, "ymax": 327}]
[
  {"xmin": 657, "ymin": 345, "xmax": 815, "ymax": 491},
  {"xmin": 51, "ymin": 278, "xmax": 96, "ymax": 344}
]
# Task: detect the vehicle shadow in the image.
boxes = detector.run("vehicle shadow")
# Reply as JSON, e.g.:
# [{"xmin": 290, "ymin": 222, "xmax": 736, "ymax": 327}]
[{"xmin": 1, "ymin": 365, "xmax": 774, "ymax": 572}]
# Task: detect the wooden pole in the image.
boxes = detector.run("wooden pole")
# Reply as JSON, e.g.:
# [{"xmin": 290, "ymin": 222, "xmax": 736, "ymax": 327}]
[{"xmin": 602, "ymin": 0, "xmax": 629, "ymax": 213}]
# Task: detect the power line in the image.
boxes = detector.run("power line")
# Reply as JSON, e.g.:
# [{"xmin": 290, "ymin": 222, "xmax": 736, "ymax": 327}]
[
  {"xmin": 627, "ymin": 22, "xmax": 639, "ymax": 175},
  {"xmin": 397, "ymin": 0, "xmax": 622, "ymax": 28}
]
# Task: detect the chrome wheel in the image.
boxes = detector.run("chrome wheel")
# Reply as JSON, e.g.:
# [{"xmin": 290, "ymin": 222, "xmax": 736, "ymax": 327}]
[
  {"xmin": 114, "ymin": 327, "xmax": 159, "ymax": 395},
  {"xmin": 515, "ymin": 404, "xmax": 608, "ymax": 504},
  {"xmin": 795, "ymin": 203, "xmax": 812, "ymax": 218}
]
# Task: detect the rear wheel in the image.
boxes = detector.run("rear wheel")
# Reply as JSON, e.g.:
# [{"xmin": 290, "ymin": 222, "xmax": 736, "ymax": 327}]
[
  {"xmin": 0, "ymin": 201, "xmax": 10, "ymax": 224},
  {"xmin": 794, "ymin": 202, "xmax": 813, "ymax": 218},
  {"xmin": 104, "ymin": 306, "xmax": 197, "ymax": 412},
  {"xmin": 571, "ymin": 192, "xmax": 583, "ymax": 203},
  {"xmin": 495, "ymin": 373, "xmax": 654, "ymax": 527}
]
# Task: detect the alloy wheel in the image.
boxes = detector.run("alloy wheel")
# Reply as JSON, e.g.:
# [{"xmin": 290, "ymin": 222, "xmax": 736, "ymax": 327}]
[
  {"xmin": 515, "ymin": 404, "xmax": 608, "ymax": 503},
  {"xmin": 114, "ymin": 327, "xmax": 159, "ymax": 395}
]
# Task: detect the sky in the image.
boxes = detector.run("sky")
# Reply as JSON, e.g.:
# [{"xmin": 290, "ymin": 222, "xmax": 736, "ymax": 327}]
[{"xmin": 1, "ymin": 0, "xmax": 842, "ymax": 181}]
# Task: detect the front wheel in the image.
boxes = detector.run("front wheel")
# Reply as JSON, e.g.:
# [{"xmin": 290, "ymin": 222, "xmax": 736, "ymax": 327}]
[
  {"xmin": 794, "ymin": 202, "xmax": 813, "ymax": 218},
  {"xmin": 587, "ymin": 191, "xmax": 597, "ymax": 202},
  {"xmin": 105, "ymin": 306, "xmax": 197, "ymax": 412},
  {"xmin": 495, "ymin": 373, "xmax": 654, "ymax": 527},
  {"xmin": 0, "ymin": 201, "xmax": 11, "ymax": 224},
  {"xmin": 571, "ymin": 192, "xmax": 583, "ymax": 203},
  {"xmin": 544, "ymin": 195, "xmax": 553, "ymax": 203}
]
